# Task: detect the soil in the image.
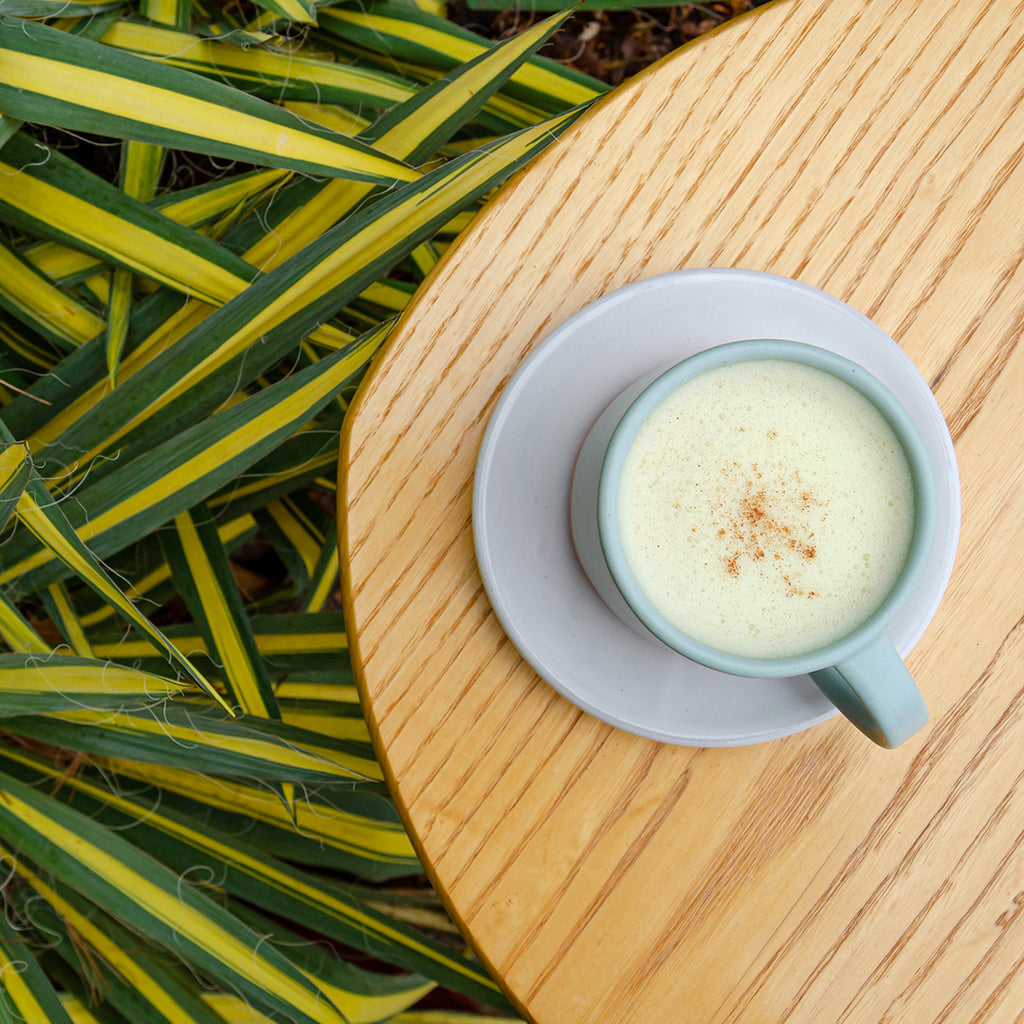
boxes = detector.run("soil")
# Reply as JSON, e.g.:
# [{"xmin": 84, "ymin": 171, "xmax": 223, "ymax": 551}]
[{"xmin": 448, "ymin": 0, "xmax": 775, "ymax": 86}]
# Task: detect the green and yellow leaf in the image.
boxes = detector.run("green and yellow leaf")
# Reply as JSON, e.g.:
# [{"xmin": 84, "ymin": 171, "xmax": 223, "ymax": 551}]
[
  {"xmin": 0, "ymin": 910, "xmax": 76, "ymax": 1024},
  {"xmin": 161, "ymin": 504, "xmax": 280, "ymax": 718},
  {"xmin": 100, "ymin": 20, "xmax": 415, "ymax": 108},
  {"xmin": 0, "ymin": 654, "xmax": 186, "ymax": 714},
  {"xmin": 0, "ymin": 17, "xmax": 418, "ymax": 183},
  {"xmin": 0, "ymin": 236, "xmax": 105, "ymax": 350},
  {"xmin": 0, "ymin": 424, "xmax": 227, "ymax": 711},
  {"xmin": 0, "ymin": 769, "xmax": 350, "ymax": 1024},
  {"xmin": 319, "ymin": 0, "xmax": 604, "ymax": 111}
]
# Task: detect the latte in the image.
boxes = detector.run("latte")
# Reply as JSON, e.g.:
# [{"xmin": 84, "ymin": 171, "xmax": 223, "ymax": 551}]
[{"xmin": 617, "ymin": 359, "xmax": 915, "ymax": 659}]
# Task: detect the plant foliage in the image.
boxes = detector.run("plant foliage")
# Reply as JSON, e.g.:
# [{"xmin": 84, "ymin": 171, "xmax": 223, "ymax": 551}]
[{"xmin": 0, "ymin": 0, "xmax": 604, "ymax": 1019}]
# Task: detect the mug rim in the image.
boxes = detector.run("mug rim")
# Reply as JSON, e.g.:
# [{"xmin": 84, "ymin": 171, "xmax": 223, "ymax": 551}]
[{"xmin": 596, "ymin": 339, "xmax": 939, "ymax": 677}]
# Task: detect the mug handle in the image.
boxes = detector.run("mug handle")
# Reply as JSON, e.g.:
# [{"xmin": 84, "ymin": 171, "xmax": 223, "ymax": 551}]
[{"xmin": 809, "ymin": 635, "xmax": 929, "ymax": 748}]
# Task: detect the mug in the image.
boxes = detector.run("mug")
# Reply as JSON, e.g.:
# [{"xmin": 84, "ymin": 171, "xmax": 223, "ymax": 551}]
[{"xmin": 570, "ymin": 339, "xmax": 938, "ymax": 748}]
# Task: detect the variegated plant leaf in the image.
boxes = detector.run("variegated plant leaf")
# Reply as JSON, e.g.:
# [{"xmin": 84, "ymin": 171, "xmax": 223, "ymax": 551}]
[
  {"xmin": 0, "ymin": 439, "xmax": 31, "ymax": 529},
  {"xmin": 0, "ymin": 909, "xmax": 76, "ymax": 1024},
  {"xmin": 89, "ymin": 610, "xmax": 347, "ymax": 665},
  {"xmin": 23, "ymin": 168, "xmax": 290, "ymax": 287},
  {"xmin": 0, "ymin": 591, "xmax": 51, "ymax": 655},
  {"xmin": 0, "ymin": 0, "xmax": 120, "ymax": 15},
  {"xmin": 7, "ymin": 698, "xmax": 380, "ymax": 783},
  {"xmin": 161, "ymin": 503, "xmax": 280, "ymax": 718},
  {"xmin": 0, "ymin": 421, "xmax": 228, "ymax": 711},
  {"xmin": 0, "ymin": 654, "xmax": 187, "ymax": 715},
  {"xmin": 0, "ymin": 17, "xmax": 418, "ymax": 183},
  {"xmin": 8, "ymin": 870, "xmax": 237, "ymax": 1024},
  {"xmin": 318, "ymin": 0, "xmax": 604, "ymax": 112},
  {"xmin": 14, "ymin": 18, "xmax": 574, "ymax": 487},
  {"xmin": 0, "ymin": 133, "xmax": 263, "ymax": 306},
  {"xmin": 100, "ymin": 20, "xmax": 416, "ymax": 109},
  {"xmin": 33, "ymin": 108, "xmax": 585, "ymax": 496},
  {"xmin": 0, "ymin": 322, "xmax": 383, "ymax": 593},
  {"xmin": 0, "ymin": 750, "xmax": 508, "ymax": 1009},
  {"xmin": 0, "ymin": 768, "xmax": 350, "ymax": 1024},
  {"xmin": 0, "ymin": 236, "xmax": 104, "ymax": 350},
  {"xmin": 40, "ymin": 582, "xmax": 94, "ymax": 655}
]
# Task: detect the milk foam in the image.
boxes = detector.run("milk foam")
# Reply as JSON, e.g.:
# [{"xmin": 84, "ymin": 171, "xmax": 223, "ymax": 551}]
[{"xmin": 617, "ymin": 360, "xmax": 915, "ymax": 659}]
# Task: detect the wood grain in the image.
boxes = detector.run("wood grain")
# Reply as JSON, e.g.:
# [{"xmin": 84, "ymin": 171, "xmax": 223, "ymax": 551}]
[{"xmin": 340, "ymin": 1, "xmax": 1024, "ymax": 1020}]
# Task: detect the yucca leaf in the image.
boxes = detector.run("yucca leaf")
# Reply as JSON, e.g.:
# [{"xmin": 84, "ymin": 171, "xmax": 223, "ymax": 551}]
[
  {"xmin": 0, "ymin": 0, "xmax": 119, "ymax": 14},
  {"xmin": 0, "ymin": 592, "xmax": 50, "ymax": 654},
  {"xmin": 298, "ymin": 527, "xmax": 340, "ymax": 613},
  {"xmin": 53, "ymin": 968, "xmax": 133, "ymax": 1024},
  {"xmin": 0, "ymin": 112, "xmax": 19, "ymax": 150},
  {"xmin": 6, "ymin": 757, "xmax": 506, "ymax": 1008},
  {"xmin": 0, "ymin": 911, "xmax": 76, "ymax": 1024},
  {"xmin": 120, "ymin": 138, "xmax": 163, "ymax": 204},
  {"xmin": 13, "ymin": 701, "xmax": 381, "ymax": 782},
  {"xmin": 23, "ymin": 168, "xmax": 290, "ymax": 287},
  {"xmin": 23, "ymin": 230, "xmax": 377, "ymax": 482},
  {"xmin": 106, "ymin": 140, "xmax": 164, "ymax": 386},
  {"xmin": 0, "ymin": 743, "xmax": 401, "ymax": 874},
  {"xmin": 11, "ymin": 864, "xmax": 290, "ymax": 1024},
  {"xmin": 76, "ymin": 552, "xmax": 254, "ymax": 638},
  {"xmin": 1, "ymin": 324, "xmax": 377, "ymax": 593},
  {"xmin": 409, "ymin": 240, "xmax": 442, "ymax": 280},
  {"xmin": 239, "ymin": 8, "xmax": 576, "ymax": 279},
  {"xmin": 0, "ymin": 17, "xmax": 418, "ymax": 184},
  {"xmin": 139, "ymin": 0, "xmax": 188, "ymax": 31},
  {"xmin": 0, "ymin": 424, "xmax": 228, "ymax": 710},
  {"xmin": 34, "ymin": 108, "xmax": 583, "ymax": 489},
  {"xmin": 0, "ymin": 439, "xmax": 31, "ymax": 529},
  {"xmin": 50, "ymin": 6, "xmax": 123, "ymax": 39},
  {"xmin": 0, "ymin": 293, "xmax": 184, "ymax": 448},
  {"xmin": 104, "ymin": 266, "xmax": 132, "ymax": 387},
  {"xmin": 0, "ymin": 768, "xmax": 350, "ymax": 1024},
  {"xmin": 227, "ymin": 904, "xmax": 438, "ymax": 1024},
  {"xmin": 109, "ymin": 761, "xmax": 409, "ymax": 875},
  {"xmin": 283, "ymin": 99, "xmax": 370, "ymax": 136},
  {"xmin": 101, "ymin": 20, "xmax": 416, "ymax": 109},
  {"xmin": 0, "ymin": 236, "xmax": 105, "ymax": 351},
  {"xmin": 90, "ymin": 610, "xmax": 348, "ymax": 664},
  {"xmin": 0, "ymin": 654, "xmax": 186, "ymax": 714},
  {"xmin": 22, "ymin": 25, "xmax": 570, "ymax": 478},
  {"xmin": 4, "ymin": 741, "xmax": 411, "ymax": 884},
  {"xmin": 41, "ymin": 581, "xmax": 93, "ymax": 655},
  {"xmin": 255, "ymin": 483, "xmax": 340, "ymax": 614},
  {"xmin": 363, "ymin": 9, "xmax": 576, "ymax": 164},
  {"xmin": 0, "ymin": 134, "xmax": 261, "ymax": 306},
  {"xmin": 54, "ymin": 893, "xmax": 436, "ymax": 1024},
  {"xmin": 195, "ymin": 996, "xmax": 274, "ymax": 1024},
  {"xmin": 151, "ymin": 166, "xmax": 290, "ymax": 225},
  {"xmin": 319, "ymin": 0, "xmax": 604, "ymax": 111},
  {"xmin": 205, "ymin": 440, "xmax": 341, "ymax": 524},
  {"xmin": 279, "ymin": 697, "xmax": 371, "ymax": 743},
  {"xmin": 255, "ymin": 496, "xmax": 325, "ymax": 595},
  {"xmin": 245, "ymin": 0, "xmax": 317, "ymax": 27},
  {"xmin": 161, "ymin": 504, "xmax": 280, "ymax": 719},
  {"xmin": 0, "ymin": 312, "xmax": 58, "ymax": 375}
]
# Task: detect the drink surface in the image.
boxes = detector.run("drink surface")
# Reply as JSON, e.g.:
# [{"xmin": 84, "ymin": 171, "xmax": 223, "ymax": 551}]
[{"xmin": 617, "ymin": 359, "xmax": 915, "ymax": 659}]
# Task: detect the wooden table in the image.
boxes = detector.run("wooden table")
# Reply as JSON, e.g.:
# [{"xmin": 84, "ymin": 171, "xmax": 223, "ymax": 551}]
[{"xmin": 340, "ymin": 1, "xmax": 1024, "ymax": 1020}]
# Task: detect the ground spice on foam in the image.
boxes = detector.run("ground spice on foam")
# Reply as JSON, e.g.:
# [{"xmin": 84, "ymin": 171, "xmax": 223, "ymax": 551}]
[{"xmin": 720, "ymin": 463, "xmax": 822, "ymax": 597}]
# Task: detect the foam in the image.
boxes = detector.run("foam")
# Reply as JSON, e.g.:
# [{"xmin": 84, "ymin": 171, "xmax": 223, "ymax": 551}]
[{"xmin": 617, "ymin": 360, "xmax": 915, "ymax": 659}]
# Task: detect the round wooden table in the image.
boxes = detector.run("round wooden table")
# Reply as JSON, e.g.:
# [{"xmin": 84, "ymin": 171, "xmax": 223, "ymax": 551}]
[{"xmin": 341, "ymin": 1, "xmax": 1024, "ymax": 1020}]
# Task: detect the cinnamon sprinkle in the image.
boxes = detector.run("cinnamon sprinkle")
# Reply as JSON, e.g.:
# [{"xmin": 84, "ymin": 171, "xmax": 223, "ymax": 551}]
[{"xmin": 718, "ymin": 465, "xmax": 825, "ymax": 593}]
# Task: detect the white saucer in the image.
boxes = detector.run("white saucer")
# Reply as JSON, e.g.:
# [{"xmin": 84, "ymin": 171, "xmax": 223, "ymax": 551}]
[{"xmin": 472, "ymin": 269, "xmax": 961, "ymax": 747}]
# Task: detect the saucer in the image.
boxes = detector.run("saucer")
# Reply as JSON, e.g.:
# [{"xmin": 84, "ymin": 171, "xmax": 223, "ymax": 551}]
[{"xmin": 471, "ymin": 269, "xmax": 961, "ymax": 746}]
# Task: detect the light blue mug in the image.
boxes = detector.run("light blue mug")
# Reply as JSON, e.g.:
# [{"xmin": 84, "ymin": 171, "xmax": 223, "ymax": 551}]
[{"xmin": 570, "ymin": 340, "xmax": 938, "ymax": 748}]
